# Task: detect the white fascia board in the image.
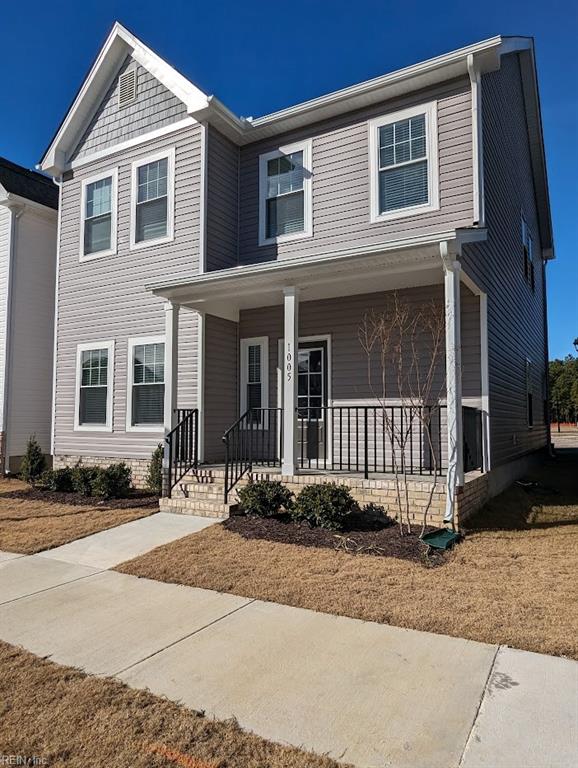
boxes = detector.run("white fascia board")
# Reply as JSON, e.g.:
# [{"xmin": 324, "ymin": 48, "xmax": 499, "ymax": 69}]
[{"xmin": 40, "ymin": 22, "xmax": 209, "ymax": 175}]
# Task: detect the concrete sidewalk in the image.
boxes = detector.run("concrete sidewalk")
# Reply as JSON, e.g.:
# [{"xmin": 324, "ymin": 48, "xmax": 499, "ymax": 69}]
[{"xmin": 0, "ymin": 553, "xmax": 576, "ymax": 768}]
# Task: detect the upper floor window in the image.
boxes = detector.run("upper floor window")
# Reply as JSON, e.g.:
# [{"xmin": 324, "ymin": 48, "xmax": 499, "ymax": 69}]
[
  {"xmin": 522, "ymin": 216, "xmax": 535, "ymax": 291},
  {"xmin": 126, "ymin": 337, "xmax": 165, "ymax": 431},
  {"xmin": 258, "ymin": 140, "xmax": 312, "ymax": 246},
  {"xmin": 369, "ymin": 102, "xmax": 439, "ymax": 223},
  {"xmin": 130, "ymin": 148, "xmax": 175, "ymax": 249},
  {"xmin": 74, "ymin": 341, "xmax": 114, "ymax": 431},
  {"xmin": 80, "ymin": 170, "xmax": 117, "ymax": 260}
]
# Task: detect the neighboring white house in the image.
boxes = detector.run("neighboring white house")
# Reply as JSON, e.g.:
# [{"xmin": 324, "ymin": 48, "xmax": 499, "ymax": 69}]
[{"xmin": 0, "ymin": 158, "xmax": 58, "ymax": 472}]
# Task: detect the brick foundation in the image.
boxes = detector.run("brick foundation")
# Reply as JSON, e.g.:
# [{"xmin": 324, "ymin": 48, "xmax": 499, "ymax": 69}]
[
  {"xmin": 53, "ymin": 455, "xmax": 152, "ymax": 489},
  {"xmin": 455, "ymin": 471, "xmax": 490, "ymax": 524}
]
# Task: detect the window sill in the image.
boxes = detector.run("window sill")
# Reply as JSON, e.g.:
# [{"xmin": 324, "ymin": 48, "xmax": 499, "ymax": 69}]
[
  {"xmin": 73, "ymin": 425, "xmax": 113, "ymax": 432},
  {"xmin": 79, "ymin": 248, "xmax": 117, "ymax": 263},
  {"xmin": 129, "ymin": 234, "xmax": 174, "ymax": 252},
  {"xmin": 370, "ymin": 201, "xmax": 440, "ymax": 224},
  {"xmin": 125, "ymin": 424, "xmax": 165, "ymax": 433},
  {"xmin": 258, "ymin": 229, "xmax": 313, "ymax": 248}
]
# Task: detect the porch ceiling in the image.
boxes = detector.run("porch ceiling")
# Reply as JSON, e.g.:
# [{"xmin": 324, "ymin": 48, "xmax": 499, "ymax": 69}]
[{"xmin": 149, "ymin": 236, "xmax": 450, "ymax": 321}]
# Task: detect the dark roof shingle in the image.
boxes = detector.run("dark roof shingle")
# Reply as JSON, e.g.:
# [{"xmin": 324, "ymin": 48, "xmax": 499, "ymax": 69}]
[{"xmin": 0, "ymin": 157, "xmax": 58, "ymax": 210}]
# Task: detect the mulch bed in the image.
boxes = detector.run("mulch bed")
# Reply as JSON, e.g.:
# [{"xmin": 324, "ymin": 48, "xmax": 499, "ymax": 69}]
[
  {"xmin": 0, "ymin": 484, "xmax": 158, "ymax": 510},
  {"xmin": 224, "ymin": 512, "xmax": 449, "ymax": 565}
]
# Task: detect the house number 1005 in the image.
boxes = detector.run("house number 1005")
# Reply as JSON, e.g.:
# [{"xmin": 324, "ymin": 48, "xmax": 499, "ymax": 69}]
[{"xmin": 286, "ymin": 342, "xmax": 292, "ymax": 382}]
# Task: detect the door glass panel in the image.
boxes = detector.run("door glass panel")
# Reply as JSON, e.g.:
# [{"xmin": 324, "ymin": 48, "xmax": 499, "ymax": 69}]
[{"xmin": 309, "ymin": 350, "xmax": 322, "ymax": 372}]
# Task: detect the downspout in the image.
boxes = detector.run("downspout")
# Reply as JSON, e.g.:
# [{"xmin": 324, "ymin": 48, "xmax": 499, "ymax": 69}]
[
  {"xmin": 50, "ymin": 176, "xmax": 63, "ymax": 461},
  {"xmin": 2, "ymin": 202, "xmax": 25, "ymax": 474},
  {"xmin": 467, "ymin": 54, "xmax": 485, "ymax": 228}
]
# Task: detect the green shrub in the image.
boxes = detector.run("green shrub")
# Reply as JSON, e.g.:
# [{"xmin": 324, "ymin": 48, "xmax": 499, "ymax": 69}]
[
  {"xmin": 20, "ymin": 435, "xmax": 45, "ymax": 484},
  {"xmin": 92, "ymin": 463, "xmax": 132, "ymax": 499},
  {"xmin": 71, "ymin": 465, "xmax": 99, "ymax": 497},
  {"xmin": 146, "ymin": 444, "xmax": 164, "ymax": 495},
  {"xmin": 40, "ymin": 467, "xmax": 74, "ymax": 493},
  {"xmin": 291, "ymin": 483, "xmax": 356, "ymax": 530},
  {"xmin": 237, "ymin": 479, "xmax": 293, "ymax": 517}
]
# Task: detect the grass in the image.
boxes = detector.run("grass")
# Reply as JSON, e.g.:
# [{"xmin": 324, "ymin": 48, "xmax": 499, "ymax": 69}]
[
  {"xmin": 0, "ymin": 641, "xmax": 342, "ymax": 768},
  {"xmin": 118, "ymin": 450, "xmax": 578, "ymax": 660},
  {"xmin": 0, "ymin": 479, "xmax": 155, "ymax": 554}
]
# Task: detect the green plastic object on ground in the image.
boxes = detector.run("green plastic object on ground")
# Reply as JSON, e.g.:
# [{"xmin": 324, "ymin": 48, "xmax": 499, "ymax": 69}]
[{"xmin": 421, "ymin": 527, "xmax": 460, "ymax": 550}]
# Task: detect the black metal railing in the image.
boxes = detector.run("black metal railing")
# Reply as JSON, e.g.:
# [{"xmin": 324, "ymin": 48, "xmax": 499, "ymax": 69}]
[
  {"xmin": 163, "ymin": 408, "xmax": 199, "ymax": 496},
  {"xmin": 223, "ymin": 408, "xmax": 282, "ymax": 503},
  {"xmin": 296, "ymin": 405, "xmax": 446, "ymax": 478},
  {"xmin": 463, "ymin": 406, "xmax": 483, "ymax": 472}
]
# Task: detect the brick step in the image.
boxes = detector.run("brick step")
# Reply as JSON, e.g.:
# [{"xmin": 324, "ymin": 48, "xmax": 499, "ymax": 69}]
[{"xmin": 160, "ymin": 497, "xmax": 236, "ymax": 519}]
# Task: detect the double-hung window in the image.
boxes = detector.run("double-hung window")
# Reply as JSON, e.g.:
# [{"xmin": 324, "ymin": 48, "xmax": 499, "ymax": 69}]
[
  {"xmin": 80, "ymin": 170, "xmax": 117, "ymax": 259},
  {"xmin": 240, "ymin": 337, "xmax": 268, "ymax": 423},
  {"xmin": 127, "ymin": 337, "xmax": 165, "ymax": 430},
  {"xmin": 131, "ymin": 149, "xmax": 174, "ymax": 248},
  {"xmin": 522, "ymin": 216, "xmax": 535, "ymax": 290},
  {"xmin": 258, "ymin": 140, "xmax": 312, "ymax": 246},
  {"xmin": 75, "ymin": 341, "xmax": 114, "ymax": 430},
  {"xmin": 369, "ymin": 102, "xmax": 438, "ymax": 222}
]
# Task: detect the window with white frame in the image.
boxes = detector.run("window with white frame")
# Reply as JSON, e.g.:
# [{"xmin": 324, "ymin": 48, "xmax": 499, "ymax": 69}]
[
  {"xmin": 75, "ymin": 341, "xmax": 114, "ymax": 430},
  {"xmin": 259, "ymin": 141, "xmax": 312, "ymax": 245},
  {"xmin": 81, "ymin": 171, "xmax": 117, "ymax": 258},
  {"xmin": 369, "ymin": 103, "xmax": 438, "ymax": 221},
  {"xmin": 131, "ymin": 149, "xmax": 174, "ymax": 247},
  {"xmin": 522, "ymin": 216, "xmax": 535, "ymax": 290},
  {"xmin": 240, "ymin": 338, "xmax": 268, "ymax": 422},
  {"xmin": 128, "ymin": 338, "xmax": 165, "ymax": 428}
]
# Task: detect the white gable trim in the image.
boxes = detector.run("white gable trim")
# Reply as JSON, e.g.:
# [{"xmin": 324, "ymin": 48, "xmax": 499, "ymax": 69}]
[{"xmin": 40, "ymin": 22, "xmax": 208, "ymax": 175}]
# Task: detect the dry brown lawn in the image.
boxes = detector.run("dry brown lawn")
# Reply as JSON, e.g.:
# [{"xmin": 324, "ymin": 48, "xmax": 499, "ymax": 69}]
[
  {"xmin": 118, "ymin": 450, "xmax": 578, "ymax": 660},
  {"xmin": 0, "ymin": 641, "xmax": 342, "ymax": 768},
  {"xmin": 0, "ymin": 479, "xmax": 155, "ymax": 554}
]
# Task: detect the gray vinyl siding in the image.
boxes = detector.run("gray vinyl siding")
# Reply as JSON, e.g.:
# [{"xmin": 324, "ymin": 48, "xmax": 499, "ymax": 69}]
[
  {"xmin": 71, "ymin": 56, "xmax": 188, "ymax": 161},
  {"xmin": 203, "ymin": 314, "xmax": 238, "ymax": 461},
  {"xmin": 5, "ymin": 209, "xmax": 57, "ymax": 457},
  {"xmin": 238, "ymin": 79, "xmax": 473, "ymax": 265},
  {"xmin": 0, "ymin": 207, "xmax": 11, "ymax": 432},
  {"xmin": 206, "ymin": 127, "xmax": 239, "ymax": 271},
  {"xmin": 461, "ymin": 286, "xmax": 481, "ymax": 400},
  {"xmin": 460, "ymin": 52, "xmax": 548, "ymax": 467},
  {"xmin": 54, "ymin": 124, "xmax": 202, "ymax": 460}
]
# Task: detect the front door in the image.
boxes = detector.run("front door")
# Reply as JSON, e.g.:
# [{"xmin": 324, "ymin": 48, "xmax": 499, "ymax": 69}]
[{"xmin": 297, "ymin": 341, "xmax": 328, "ymax": 466}]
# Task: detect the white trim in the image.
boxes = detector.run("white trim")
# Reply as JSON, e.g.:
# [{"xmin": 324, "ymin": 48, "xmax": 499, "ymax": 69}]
[
  {"xmin": 50, "ymin": 179, "xmax": 62, "ymax": 456},
  {"xmin": 369, "ymin": 101, "xmax": 439, "ymax": 223},
  {"xmin": 69, "ymin": 118, "xmax": 196, "ymax": 171},
  {"xmin": 164, "ymin": 302, "xmax": 179, "ymax": 432},
  {"xmin": 129, "ymin": 148, "xmax": 175, "ymax": 251},
  {"xmin": 239, "ymin": 336, "xmax": 269, "ymax": 415},
  {"xmin": 258, "ymin": 139, "xmax": 313, "ymax": 247},
  {"xmin": 126, "ymin": 335, "xmax": 166, "ymax": 433},
  {"xmin": 1, "ymin": 208, "xmax": 16, "ymax": 470},
  {"xmin": 479, "ymin": 293, "xmax": 491, "ymax": 470},
  {"xmin": 198, "ymin": 122, "xmax": 208, "ymax": 273},
  {"xmin": 467, "ymin": 55, "xmax": 485, "ymax": 227},
  {"xmin": 196, "ymin": 311, "xmax": 205, "ymax": 462},
  {"xmin": 74, "ymin": 340, "xmax": 115, "ymax": 432},
  {"xmin": 79, "ymin": 168, "xmax": 118, "ymax": 262}
]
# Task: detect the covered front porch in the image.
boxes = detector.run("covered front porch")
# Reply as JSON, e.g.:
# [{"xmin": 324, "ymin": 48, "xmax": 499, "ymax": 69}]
[{"xmin": 153, "ymin": 231, "xmax": 490, "ymax": 524}]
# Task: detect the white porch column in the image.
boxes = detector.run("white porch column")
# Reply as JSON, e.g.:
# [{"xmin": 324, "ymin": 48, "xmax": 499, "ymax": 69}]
[
  {"xmin": 282, "ymin": 287, "xmax": 299, "ymax": 475},
  {"xmin": 480, "ymin": 292, "xmax": 491, "ymax": 471},
  {"xmin": 442, "ymin": 248, "xmax": 463, "ymax": 525},
  {"xmin": 164, "ymin": 301, "xmax": 180, "ymax": 433}
]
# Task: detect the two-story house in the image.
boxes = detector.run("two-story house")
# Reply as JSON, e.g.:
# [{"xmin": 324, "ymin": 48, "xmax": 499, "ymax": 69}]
[
  {"xmin": 0, "ymin": 158, "xmax": 58, "ymax": 472},
  {"xmin": 40, "ymin": 24, "xmax": 553, "ymax": 525}
]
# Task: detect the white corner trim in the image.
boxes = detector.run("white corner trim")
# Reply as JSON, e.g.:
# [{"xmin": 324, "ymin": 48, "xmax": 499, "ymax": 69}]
[
  {"xmin": 368, "ymin": 101, "xmax": 439, "ymax": 224},
  {"xmin": 129, "ymin": 147, "xmax": 175, "ymax": 252},
  {"xmin": 69, "ymin": 118, "xmax": 196, "ymax": 171},
  {"xmin": 196, "ymin": 311, "xmax": 205, "ymax": 462},
  {"xmin": 467, "ymin": 55, "xmax": 485, "ymax": 227},
  {"xmin": 73, "ymin": 340, "xmax": 115, "ymax": 432},
  {"xmin": 79, "ymin": 167, "xmax": 118, "ymax": 262},
  {"xmin": 198, "ymin": 122, "xmax": 208, "ymax": 274},
  {"xmin": 240, "ymin": 336, "xmax": 269, "ymax": 415},
  {"xmin": 50, "ymin": 180, "xmax": 62, "ymax": 456},
  {"xmin": 125, "ymin": 334, "xmax": 166, "ymax": 433},
  {"xmin": 258, "ymin": 138, "xmax": 313, "ymax": 247}
]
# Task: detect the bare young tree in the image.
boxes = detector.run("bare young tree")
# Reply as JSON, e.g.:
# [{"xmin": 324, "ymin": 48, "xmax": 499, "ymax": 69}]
[{"xmin": 359, "ymin": 292, "xmax": 446, "ymax": 536}]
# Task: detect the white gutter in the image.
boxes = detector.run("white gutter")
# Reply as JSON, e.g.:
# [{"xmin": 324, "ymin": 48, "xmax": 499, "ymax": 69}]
[{"xmin": 467, "ymin": 54, "xmax": 486, "ymax": 227}]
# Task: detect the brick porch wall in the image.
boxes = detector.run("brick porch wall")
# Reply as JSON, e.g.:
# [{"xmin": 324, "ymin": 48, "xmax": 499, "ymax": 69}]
[{"xmin": 53, "ymin": 454, "xmax": 151, "ymax": 489}]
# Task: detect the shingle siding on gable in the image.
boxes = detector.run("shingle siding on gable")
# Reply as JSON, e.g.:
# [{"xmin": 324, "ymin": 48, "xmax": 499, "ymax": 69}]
[
  {"xmin": 238, "ymin": 78, "xmax": 474, "ymax": 265},
  {"xmin": 71, "ymin": 55, "xmax": 188, "ymax": 161},
  {"xmin": 461, "ymin": 52, "xmax": 548, "ymax": 467}
]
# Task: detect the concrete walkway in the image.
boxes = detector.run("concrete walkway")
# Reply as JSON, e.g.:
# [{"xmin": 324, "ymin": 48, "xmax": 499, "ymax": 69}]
[{"xmin": 0, "ymin": 551, "xmax": 576, "ymax": 767}]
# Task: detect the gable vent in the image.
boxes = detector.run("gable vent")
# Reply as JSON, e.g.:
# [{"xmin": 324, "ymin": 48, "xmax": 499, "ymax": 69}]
[{"xmin": 118, "ymin": 69, "xmax": 137, "ymax": 108}]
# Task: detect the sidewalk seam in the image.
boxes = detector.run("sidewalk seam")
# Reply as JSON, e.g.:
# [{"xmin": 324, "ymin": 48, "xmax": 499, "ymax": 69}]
[
  {"xmin": 0, "ymin": 569, "xmax": 106, "ymax": 607},
  {"xmin": 112, "ymin": 597, "xmax": 257, "ymax": 677},
  {"xmin": 457, "ymin": 644, "xmax": 501, "ymax": 767}
]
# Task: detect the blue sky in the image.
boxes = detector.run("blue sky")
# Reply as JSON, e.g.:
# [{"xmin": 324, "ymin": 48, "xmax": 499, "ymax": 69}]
[{"xmin": 2, "ymin": 0, "xmax": 576, "ymax": 358}]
